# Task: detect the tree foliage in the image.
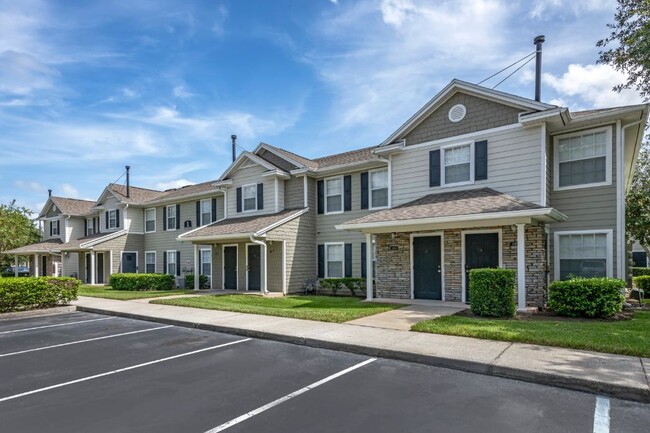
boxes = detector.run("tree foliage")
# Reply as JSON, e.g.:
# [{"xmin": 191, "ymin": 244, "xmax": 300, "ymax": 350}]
[
  {"xmin": 0, "ymin": 202, "xmax": 40, "ymax": 268},
  {"xmin": 627, "ymin": 142, "xmax": 650, "ymax": 256},
  {"xmin": 597, "ymin": 0, "xmax": 650, "ymax": 101}
]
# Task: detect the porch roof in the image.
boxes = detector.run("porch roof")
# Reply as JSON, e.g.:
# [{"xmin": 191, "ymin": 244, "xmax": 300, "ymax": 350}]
[
  {"xmin": 337, "ymin": 188, "xmax": 567, "ymax": 233},
  {"xmin": 59, "ymin": 230, "xmax": 127, "ymax": 251},
  {"xmin": 179, "ymin": 208, "xmax": 308, "ymax": 242},
  {"xmin": 3, "ymin": 239, "xmax": 63, "ymax": 255}
]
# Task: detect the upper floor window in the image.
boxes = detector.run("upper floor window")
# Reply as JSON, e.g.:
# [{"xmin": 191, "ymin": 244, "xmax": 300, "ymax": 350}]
[
  {"xmin": 555, "ymin": 231, "xmax": 611, "ymax": 280},
  {"xmin": 201, "ymin": 199, "xmax": 212, "ymax": 225},
  {"xmin": 370, "ymin": 169, "xmax": 389, "ymax": 209},
  {"xmin": 51, "ymin": 220, "xmax": 60, "ymax": 236},
  {"xmin": 442, "ymin": 143, "xmax": 473, "ymax": 186},
  {"xmin": 166, "ymin": 205, "xmax": 176, "ymax": 231},
  {"xmin": 145, "ymin": 208, "xmax": 156, "ymax": 233},
  {"xmin": 325, "ymin": 177, "xmax": 343, "ymax": 214},
  {"xmin": 86, "ymin": 218, "xmax": 94, "ymax": 236},
  {"xmin": 108, "ymin": 209, "xmax": 118, "ymax": 229},
  {"xmin": 242, "ymin": 184, "xmax": 257, "ymax": 212},
  {"xmin": 554, "ymin": 127, "xmax": 611, "ymax": 190}
]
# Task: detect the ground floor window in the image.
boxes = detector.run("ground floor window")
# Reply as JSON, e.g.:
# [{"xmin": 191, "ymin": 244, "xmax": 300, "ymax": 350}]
[
  {"xmin": 325, "ymin": 243, "xmax": 344, "ymax": 278},
  {"xmin": 145, "ymin": 251, "xmax": 156, "ymax": 273},
  {"xmin": 556, "ymin": 231, "xmax": 611, "ymax": 280},
  {"xmin": 200, "ymin": 248, "xmax": 212, "ymax": 288},
  {"xmin": 166, "ymin": 251, "xmax": 177, "ymax": 276},
  {"xmin": 633, "ymin": 251, "xmax": 648, "ymax": 268}
]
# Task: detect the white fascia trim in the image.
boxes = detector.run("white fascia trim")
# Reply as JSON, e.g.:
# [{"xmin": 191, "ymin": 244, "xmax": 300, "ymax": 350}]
[
  {"xmin": 181, "ymin": 232, "xmax": 267, "ymax": 243},
  {"xmin": 519, "ymin": 107, "xmax": 569, "ymax": 126},
  {"xmin": 262, "ymin": 170, "xmax": 290, "ymax": 179},
  {"xmin": 143, "ymin": 189, "xmax": 224, "ymax": 207},
  {"xmin": 212, "ymin": 179, "xmax": 233, "ymax": 187},
  {"xmin": 254, "ymin": 143, "xmax": 307, "ymax": 169},
  {"xmin": 219, "ymin": 152, "xmax": 279, "ymax": 180},
  {"xmin": 569, "ymin": 104, "xmax": 649, "ymax": 125},
  {"xmin": 79, "ymin": 230, "xmax": 128, "ymax": 249},
  {"xmin": 336, "ymin": 208, "xmax": 567, "ymax": 231},
  {"xmin": 312, "ymin": 160, "xmax": 388, "ymax": 177},
  {"xmin": 373, "ymin": 140, "xmax": 405, "ymax": 155}
]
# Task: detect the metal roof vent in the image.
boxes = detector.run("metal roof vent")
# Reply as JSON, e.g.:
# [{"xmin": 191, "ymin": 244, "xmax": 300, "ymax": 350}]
[{"xmin": 448, "ymin": 104, "xmax": 466, "ymax": 123}]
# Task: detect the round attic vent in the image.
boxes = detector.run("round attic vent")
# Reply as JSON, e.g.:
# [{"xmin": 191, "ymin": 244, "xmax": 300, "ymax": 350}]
[
  {"xmin": 448, "ymin": 104, "xmax": 467, "ymax": 123},
  {"xmin": 53, "ymin": 205, "xmax": 57, "ymax": 211}
]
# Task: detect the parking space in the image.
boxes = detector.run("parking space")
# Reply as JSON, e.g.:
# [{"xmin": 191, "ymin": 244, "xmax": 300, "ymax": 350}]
[{"xmin": 0, "ymin": 312, "xmax": 647, "ymax": 433}]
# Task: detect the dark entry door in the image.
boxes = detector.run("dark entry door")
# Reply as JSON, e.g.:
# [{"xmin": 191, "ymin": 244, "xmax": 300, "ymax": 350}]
[
  {"xmin": 223, "ymin": 246, "xmax": 238, "ymax": 290},
  {"xmin": 96, "ymin": 253, "xmax": 104, "ymax": 284},
  {"xmin": 247, "ymin": 245, "xmax": 261, "ymax": 291},
  {"xmin": 42, "ymin": 255, "xmax": 48, "ymax": 277},
  {"xmin": 464, "ymin": 233, "xmax": 500, "ymax": 302},
  {"xmin": 413, "ymin": 236, "xmax": 442, "ymax": 300},
  {"xmin": 122, "ymin": 252, "xmax": 137, "ymax": 273}
]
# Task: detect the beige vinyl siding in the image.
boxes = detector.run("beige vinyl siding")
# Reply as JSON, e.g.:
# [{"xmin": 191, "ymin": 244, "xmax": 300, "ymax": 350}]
[
  {"xmin": 99, "ymin": 198, "xmax": 123, "ymax": 233},
  {"xmin": 43, "ymin": 217, "xmax": 64, "ymax": 241},
  {"xmin": 392, "ymin": 125, "xmax": 543, "ymax": 206},
  {"xmin": 227, "ymin": 164, "xmax": 276, "ymax": 217},
  {"xmin": 276, "ymin": 178, "xmax": 285, "ymax": 212},
  {"xmin": 66, "ymin": 217, "xmax": 86, "ymax": 241},
  {"xmin": 215, "ymin": 196, "xmax": 225, "ymax": 221},
  {"xmin": 143, "ymin": 202, "xmax": 195, "ymax": 276},
  {"xmin": 62, "ymin": 252, "xmax": 79, "ymax": 278},
  {"xmin": 127, "ymin": 207, "xmax": 144, "ymax": 233},
  {"xmin": 285, "ymin": 175, "xmax": 306, "ymax": 209}
]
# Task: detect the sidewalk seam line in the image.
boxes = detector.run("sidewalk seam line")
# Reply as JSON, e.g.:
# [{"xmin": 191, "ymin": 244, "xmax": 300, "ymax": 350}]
[
  {"xmin": 488, "ymin": 342, "xmax": 513, "ymax": 372},
  {"xmin": 639, "ymin": 357, "xmax": 650, "ymax": 389}
]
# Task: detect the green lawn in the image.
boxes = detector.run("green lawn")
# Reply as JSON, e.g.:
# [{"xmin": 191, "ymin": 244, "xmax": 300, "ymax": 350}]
[
  {"xmin": 151, "ymin": 295, "xmax": 402, "ymax": 323},
  {"xmin": 412, "ymin": 311, "xmax": 650, "ymax": 357},
  {"xmin": 78, "ymin": 285, "xmax": 197, "ymax": 300}
]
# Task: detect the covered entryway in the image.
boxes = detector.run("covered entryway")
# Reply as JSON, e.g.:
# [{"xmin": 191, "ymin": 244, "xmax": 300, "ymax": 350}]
[
  {"xmin": 247, "ymin": 244, "xmax": 261, "ymax": 291},
  {"xmin": 223, "ymin": 245, "xmax": 238, "ymax": 290},
  {"xmin": 463, "ymin": 232, "xmax": 500, "ymax": 303},
  {"xmin": 412, "ymin": 235, "xmax": 442, "ymax": 300},
  {"xmin": 96, "ymin": 253, "xmax": 105, "ymax": 284}
]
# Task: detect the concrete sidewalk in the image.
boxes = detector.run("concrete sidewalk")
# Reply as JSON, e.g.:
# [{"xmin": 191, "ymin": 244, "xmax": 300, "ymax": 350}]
[{"xmin": 73, "ymin": 296, "xmax": 650, "ymax": 403}]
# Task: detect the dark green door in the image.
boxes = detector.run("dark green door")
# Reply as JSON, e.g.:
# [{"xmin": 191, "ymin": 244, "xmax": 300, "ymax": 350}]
[
  {"xmin": 413, "ymin": 236, "xmax": 442, "ymax": 300},
  {"xmin": 96, "ymin": 253, "xmax": 104, "ymax": 284},
  {"xmin": 122, "ymin": 253, "xmax": 137, "ymax": 273},
  {"xmin": 247, "ymin": 245, "xmax": 261, "ymax": 291},
  {"xmin": 464, "ymin": 233, "xmax": 500, "ymax": 302},
  {"xmin": 85, "ymin": 254, "xmax": 91, "ymax": 283},
  {"xmin": 223, "ymin": 246, "xmax": 237, "ymax": 290}
]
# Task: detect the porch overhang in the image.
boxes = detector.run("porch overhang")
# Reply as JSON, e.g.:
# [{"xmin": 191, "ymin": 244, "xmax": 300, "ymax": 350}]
[
  {"xmin": 59, "ymin": 230, "xmax": 127, "ymax": 252},
  {"xmin": 2, "ymin": 239, "xmax": 63, "ymax": 255}
]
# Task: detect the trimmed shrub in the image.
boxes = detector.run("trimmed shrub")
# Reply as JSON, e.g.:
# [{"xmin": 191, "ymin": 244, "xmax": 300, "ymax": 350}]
[
  {"xmin": 548, "ymin": 277, "xmax": 625, "ymax": 318},
  {"xmin": 0, "ymin": 277, "xmax": 79, "ymax": 313},
  {"xmin": 184, "ymin": 274, "xmax": 209, "ymax": 290},
  {"xmin": 633, "ymin": 275, "xmax": 650, "ymax": 291},
  {"xmin": 469, "ymin": 268, "xmax": 516, "ymax": 317},
  {"xmin": 631, "ymin": 267, "xmax": 650, "ymax": 277},
  {"xmin": 319, "ymin": 278, "xmax": 366, "ymax": 297},
  {"xmin": 109, "ymin": 273, "xmax": 175, "ymax": 291}
]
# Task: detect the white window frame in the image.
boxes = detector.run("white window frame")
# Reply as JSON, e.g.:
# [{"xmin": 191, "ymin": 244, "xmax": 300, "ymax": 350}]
[
  {"xmin": 51, "ymin": 220, "xmax": 60, "ymax": 236},
  {"xmin": 200, "ymin": 248, "xmax": 212, "ymax": 287},
  {"xmin": 325, "ymin": 242, "xmax": 345, "ymax": 278},
  {"xmin": 108, "ymin": 209, "xmax": 118, "ymax": 229},
  {"xmin": 369, "ymin": 168, "xmax": 389, "ymax": 210},
  {"xmin": 200, "ymin": 199, "xmax": 212, "ymax": 225},
  {"xmin": 86, "ymin": 218, "xmax": 94, "ymax": 236},
  {"xmin": 242, "ymin": 183, "xmax": 258, "ymax": 213},
  {"xmin": 554, "ymin": 230, "xmax": 613, "ymax": 280},
  {"xmin": 324, "ymin": 176, "xmax": 344, "ymax": 215},
  {"xmin": 553, "ymin": 126, "xmax": 612, "ymax": 191},
  {"xmin": 144, "ymin": 208, "xmax": 156, "ymax": 233},
  {"xmin": 166, "ymin": 250, "xmax": 177, "ymax": 276},
  {"xmin": 441, "ymin": 141, "xmax": 474, "ymax": 187},
  {"xmin": 166, "ymin": 205, "xmax": 177, "ymax": 231},
  {"xmin": 145, "ymin": 251, "xmax": 156, "ymax": 274}
]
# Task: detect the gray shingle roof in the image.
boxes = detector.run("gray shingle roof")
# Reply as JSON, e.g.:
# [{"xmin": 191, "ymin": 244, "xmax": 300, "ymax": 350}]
[
  {"xmin": 107, "ymin": 184, "xmax": 166, "ymax": 204},
  {"xmin": 142, "ymin": 180, "xmax": 221, "ymax": 204},
  {"xmin": 44, "ymin": 197, "xmax": 95, "ymax": 217},
  {"xmin": 3, "ymin": 239, "xmax": 63, "ymax": 254},
  {"xmin": 312, "ymin": 146, "xmax": 378, "ymax": 168},
  {"xmin": 59, "ymin": 232, "xmax": 125, "ymax": 251}
]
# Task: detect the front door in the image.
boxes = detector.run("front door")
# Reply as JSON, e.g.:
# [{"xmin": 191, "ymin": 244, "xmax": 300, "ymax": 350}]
[
  {"xmin": 247, "ymin": 244, "xmax": 261, "ymax": 291},
  {"xmin": 42, "ymin": 255, "xmax": 48, "ymax": 277},
  {"xmin": 413, "ymin": 236, "xmax": 442, "ymax": 300},
  {"xmin": 96, "ymin": 253, "xmax": 104, "ymax": 284},
  {"xmin": 464, "ymin": 233, "xmax": 500, "ymax": 302},
  {"xmin": 85, "ymin": 253, "xmax": 91, "ymax": 283},
  {"xmin": 223, "ymin": 246, "xmax": 238, "ymax": 290},
  {"xmin": 122, "ymin": 252, "xmax": 137, "ymax": 273}
]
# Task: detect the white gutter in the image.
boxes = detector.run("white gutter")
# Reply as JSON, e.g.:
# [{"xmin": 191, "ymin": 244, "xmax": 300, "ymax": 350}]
[{"xmin": 249, "ymin": 235, "xmax": 268, "ymax": 294}]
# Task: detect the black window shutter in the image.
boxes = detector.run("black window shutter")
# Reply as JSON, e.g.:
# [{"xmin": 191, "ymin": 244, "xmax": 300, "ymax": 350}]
[
  {"xmin": 84, "ymin": 219, "xmax": 88, "ymax": 235},
  {"xmin": 196, "ymin": 201, "xmax": 201, "ymax": 226},
  {"xmin": 257, "ymin": 183, "xmax": 264, "ymax": 210},
  {"xmin": 163, "ymin": 253, "xmax": 167, "ymax": 274},
  {"xmin": 317, "ymin": 181, "xmax": 324, "ymax": 214},
  {"xmin": 105, "ymin": 212, "xmax": 109, "ymax": 229},
  {"xmin": 162, "ymin": 208, "xmax": 167, "ymax": 231},
  {"xmin": 344, "ymin": 175, "xmax": 352, "ymax": 211},
  {"xmin": 236, "ymin": 187, "xmax": 242, "ymax": 213},
  {"xmin": 344, "ymin": 243, "xmax": 352, "ymax": 277},
  {"xmin": 57, "ymin": 220, "xmax": 60, "ymax": 235},
  {"xmin": 429, "ymin": 150, "xmax": 441, "ymax": 187},
  {"xmin": 176, "ymin": 251, "xmax": 181, "ymax": 276},
  {"xmin": 115, "ymin": 209, "xmax": 120, "ymax": 228},
  {"xmin": 175, "ymin": 204, "xmax": 181, "ymax": 230},
  {"xmin": 475, "ymin": 140, "xmax": 488, "ymax": 181},
  {"xmin": 360, "ymin": 172, "xmax": 369, "ymax": 209},
  {"xmin": 317, "ymin": 245, "xmax": 324, "ymax": 278},
  {"xmin": 211, "ymin": 198, "xmax": 217, "ymax": 222},
  {"xmin": 49, "ymin": 221, "xmax": 53, "ymax": 236},
  {"xmin": 361, "ymin": 242, "xmax": 367, "ymax": 278}
]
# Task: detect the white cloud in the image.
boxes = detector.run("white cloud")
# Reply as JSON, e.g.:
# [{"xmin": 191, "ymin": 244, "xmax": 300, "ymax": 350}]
[
  {"xmin": 60, "ymin": 183, "xmax": 80, "ymax": 198},
  {"xmin": 172, "ymin": 85, "xmax": 195, "ymax": 99},
  {"xmin": 0, "ymin": 50, "xmax": 58, "ymax": 96},
  {"xmin": 528, "ymin": 0, "xmax": 615, "ymax": 20},
  {"xmin": 15, "ymin": 180, "xmax": 46, "ymax": 193},
  {"xmin": 211, "ymin": 5, "xmax": 229, "ymax": 36},
  {"xmin": 155, "ymin": 179, "xmax": 196, "ymax": 190}
]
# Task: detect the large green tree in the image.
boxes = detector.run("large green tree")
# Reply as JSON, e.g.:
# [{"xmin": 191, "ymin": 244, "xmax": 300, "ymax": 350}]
[
  {"xmin": 0, "ymin": 201, "xmax": 40, "ymax": 269},
  {"xmin": 626, "ymin": 143, "xmax": 650, "ymax": 257},
  {"xmin": 597, "ymin": 0, "xmax": 650, "ymax": 100}
]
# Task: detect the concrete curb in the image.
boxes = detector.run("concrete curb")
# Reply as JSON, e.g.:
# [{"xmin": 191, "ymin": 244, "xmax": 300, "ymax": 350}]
[
  {"xmin": 75, "ymin": 305, "xmax": 650, "ymax": 403},
  {"xmin": 0, "ymin": 305, "xmax": 77, "ymax": 321}
]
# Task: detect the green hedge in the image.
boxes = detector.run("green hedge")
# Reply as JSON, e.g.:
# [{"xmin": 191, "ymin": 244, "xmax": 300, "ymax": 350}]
[
  {"xmin": 633, "ymin": 275, "xmax": 650, "ymax": 291},
  {"xmin": 0, "ymin": 277, "xmax": 79, "ymax": 313},
  {"xmin": 632, "ymin": 267, "xmax": 650, "ymax": 277},
  {"xmin": 548, "ymin": 277, "xmax": 625, "ymax": 318},
  {"xmin": 319, "ymin": 278, "xmax": 366, "ymax": 296},
  {"xmin": 109, "ymin": 273, "xmax": 175, "ymax": 291},
  {"xmin": 469, "ymin": 268, "xmax": 516, "ymax": 317},
  {"xmin": 184, "ymin": 274, "xmax": 210, "ymax": 290}
]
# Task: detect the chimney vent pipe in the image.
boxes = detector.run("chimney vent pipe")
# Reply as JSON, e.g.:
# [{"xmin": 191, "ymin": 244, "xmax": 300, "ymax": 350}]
[
  {"xmin": 125, "ymin": 165, "xmax": 131, "ymax": 198},
  {"xmin": 231, "ymin": 135, "xmax": 237, "ymax": 162},
  {"xmin": 48, "ymin": 189, "xmax": 52, "ymax": 198},
  {"xmin": 534, "ymin": 35, "xmax": 545, "ymax": 102}
]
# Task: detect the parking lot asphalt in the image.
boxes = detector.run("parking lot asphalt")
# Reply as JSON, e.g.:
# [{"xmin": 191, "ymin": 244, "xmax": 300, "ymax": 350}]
[{"xmin": 0, "ymin": 312, "xmax": 648, "ymax": 433}]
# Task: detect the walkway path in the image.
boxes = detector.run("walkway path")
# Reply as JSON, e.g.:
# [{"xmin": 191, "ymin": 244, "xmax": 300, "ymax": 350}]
[{"xmin": 346, "ymin": 303, "xmax": 466, "ymax": 330}]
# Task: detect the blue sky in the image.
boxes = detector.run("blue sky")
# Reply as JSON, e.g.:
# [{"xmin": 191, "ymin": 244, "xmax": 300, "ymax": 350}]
[{"xmin": 0, "ymin": 0, "xmax": 643, "ymax": 214}]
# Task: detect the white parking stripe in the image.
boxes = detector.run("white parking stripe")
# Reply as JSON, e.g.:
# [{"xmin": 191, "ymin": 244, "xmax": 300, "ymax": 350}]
[
  {"xmin": 205, "ymin": 358, "xmax": 377, "ymax": 433},
  {"xmin": 593, "ymin": 396, "xmax": 610, "ymax": 433},
  {"xmin": 0, "ymin": 317, "xmax": 115, "ymax": 335},
  {"xmin": 0, "ymin": 325, "xmax": 173, "ymax": 358},
  {"xmin": 0, "ymin": 338, "xmax": 251, "ymax": 403}
]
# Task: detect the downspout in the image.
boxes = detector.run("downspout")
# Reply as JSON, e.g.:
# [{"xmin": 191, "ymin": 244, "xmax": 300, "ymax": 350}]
[{"xmin": 249, "ymin": 235, "xmax": 268, "ymax": 294}]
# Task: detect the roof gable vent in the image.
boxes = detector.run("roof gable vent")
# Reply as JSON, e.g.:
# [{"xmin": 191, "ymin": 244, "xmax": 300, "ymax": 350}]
[{"xmin": 448, "ymin": 104, "xmax": 467, "ymax": 123}]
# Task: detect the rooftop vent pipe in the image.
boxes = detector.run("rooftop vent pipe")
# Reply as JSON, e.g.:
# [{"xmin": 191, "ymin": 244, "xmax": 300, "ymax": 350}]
[
  {"xmin": 125, "ymin": 165, "xmax": 131, "ymax": 198},
  {"xmin": 48, "ymin": 189, "xmax": 52, "ymax": 197},
  {"xmin": 534, "ymin": 35, "xmax": 545, "ymax": 102},
  {"xmin": 231, "ymin": 135, "xmax": 237, "ymax": 162}
]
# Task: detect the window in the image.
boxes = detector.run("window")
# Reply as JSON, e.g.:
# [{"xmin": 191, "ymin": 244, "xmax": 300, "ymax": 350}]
[
  {"xmin": 145, "ymin": 208, "xmax": 156, "ymax": 233},
  {"xmin": 325, "ymin": 243, "xmax": 344, "ymax": 278},
  {"xmin": 442, "ymin": 143, "xmax": 473, "ymax": 185},
  {"xmin": 556, "ymin": 231, "xmax": 611, "ymax": 280},
  {"xmin": 86, "ymin": 218, "xmax": 94, "ymax": 236},
  {"xmin": 108, "ymin": 209, "xmax": 117, "ymax": 229},
  {"xmin": 554, "ymin": 127, "xmax": 611, "ymax": 190},
  {"xmin": 325, "ymin": 177, "xmax": 343, "ymax": 214},
  {"xmin": 242, "ymin": 184, "xmax": 257, "ymax": 212},
  {"xmin": 200, "ymin": 249, "xmax": 212, "ymax": 288},
  {"xmin": 166, "ymin": 205, "xmax": 176, "ymax": 231},
  {"xmin": 51, "ymin": 220, "xmax": 59, "ymax": 236},
  {"xmin": 166, "ymin": 251, "xmax": 176, "ymax": 275},
  {"xmin": 145, "ymin": 252, "xmax": 156, "ymax": 273},
  {"xmin": 200, "ymin": 199, "xmax": 212, "ymax": 225},
  {"xmin": 370, "ymin": 169, "xmax": 388, "ymax": 209}
]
